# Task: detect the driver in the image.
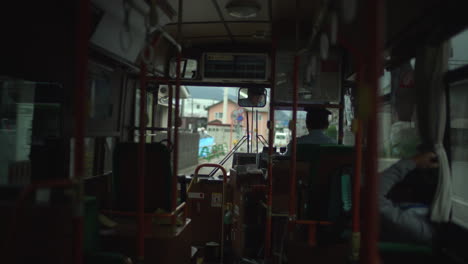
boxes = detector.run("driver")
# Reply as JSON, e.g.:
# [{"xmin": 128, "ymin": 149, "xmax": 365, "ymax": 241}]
[
  {"xmin": 285, "ymin": 108, "xmax": 336, "ymax": 155},
  {"xmin": 238, "ymin": 88, "xmax": 266, "ymax": 107}
]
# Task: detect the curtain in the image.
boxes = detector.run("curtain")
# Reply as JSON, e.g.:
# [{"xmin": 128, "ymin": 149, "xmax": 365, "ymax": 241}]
[{"xmin": 415, "ymin": 42, "xmax": 452, "ymax": 222}]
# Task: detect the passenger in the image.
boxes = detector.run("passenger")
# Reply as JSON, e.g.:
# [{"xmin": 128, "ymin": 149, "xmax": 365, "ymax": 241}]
[
  {"xmin": 379, "ymin": 151, "xmax": 439, "ymax": 245},
  {"xmin": 285, "ymin": 108, "xmax": 336, "ymax": 155}
]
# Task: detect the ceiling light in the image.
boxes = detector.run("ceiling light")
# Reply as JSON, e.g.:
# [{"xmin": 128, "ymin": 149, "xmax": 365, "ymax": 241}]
[{"xmin": 226, "ymin": 0, "xmax": 261, "ymax": 19}]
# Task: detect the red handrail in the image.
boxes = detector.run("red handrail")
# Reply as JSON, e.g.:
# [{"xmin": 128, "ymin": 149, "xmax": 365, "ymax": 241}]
[
  {"xmin": 194, "ymin": 163, "xmax": 227, "ymax": 183},
  {"xmin": 172, "ymin": 52, "xmax": 182, "ymax": 223},
  {"xmin": 173, "ymin": 0, "xmax": 184, "ymax": 227},
  {"xmin": 338, "ymin": 16, "xmax": 365, "ymax": 264},
  {"xmin": 351, "ymin": 119, "xmax": 363, "ymax": 260},
  {"xmin": 265, "ymin": 40, "xmax": 276, "ymax": 260},
  {"xmin": 136, "ymin": 32, "xmax": 163, "ymax": 262},
  {"xmin": 361, "ymin": 0, "xmax": 383, "ymax": 263},
  {"xmin": 193, "ymin": 163, "xmax": 228, "ymax": 262},
  {"xmin": 137, "ymin": 60, "xmax": 147, "ymax": 261},
  {"xmin": 288, "ymin": 2, "xmax": 301, "ymax": 230},
  {"xmin": 167, "ymin": 84, "xmax": 173, "ymax": 148},
  {"xmin": 288, "ymin": 55, "xmax": 300, "ymax": 228},
  {"xmin": 74, "ymin": 0, "xmax": 90, "ymax": 263}
]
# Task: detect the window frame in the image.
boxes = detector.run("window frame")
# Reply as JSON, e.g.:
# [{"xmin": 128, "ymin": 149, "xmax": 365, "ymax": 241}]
[{"xmin": 442, "ymin": 64, "xmax": 468, "ymax": 259}]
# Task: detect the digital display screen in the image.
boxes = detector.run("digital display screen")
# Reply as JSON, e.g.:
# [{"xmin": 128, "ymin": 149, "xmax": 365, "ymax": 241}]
[{"xmin": 203, "ymin": 53, "xmax": 267, "ymax": 80}]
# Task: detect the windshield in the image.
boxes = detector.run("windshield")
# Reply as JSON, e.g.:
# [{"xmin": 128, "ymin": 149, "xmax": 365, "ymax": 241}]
[
  {"xmin": 137, "ymin": 86, "xmax": 270, "ymax": 177},
  {"xmin": 187, "ymin": 86, "xmax": 270, "ymax": 176}
]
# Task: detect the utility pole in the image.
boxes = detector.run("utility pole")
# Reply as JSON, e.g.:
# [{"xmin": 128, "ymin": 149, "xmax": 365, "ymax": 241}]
[{"xmin": 222, "ymin": 87, "xmax": 228, "ymax": 124}]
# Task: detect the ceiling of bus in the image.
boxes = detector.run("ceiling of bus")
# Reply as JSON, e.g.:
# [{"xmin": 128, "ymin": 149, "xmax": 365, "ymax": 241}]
[
  {"xmin": 385, "ymin": 0, "xmax": 440, "ymax": 45},
  {"xmin": 89, "ymin": 0, "xmax": 466, "ymax": 69},
  {"xmin": 161, "ymin": 0, "xmax": 454, "ymax": 52},
  {"xmin": 164, "ymin": 0, "xmax": 322, "ymax": 44}
]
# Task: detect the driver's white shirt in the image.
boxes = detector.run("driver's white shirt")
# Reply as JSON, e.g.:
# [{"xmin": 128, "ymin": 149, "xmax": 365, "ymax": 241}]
[{"xmin": 285, "ymin": 130, "xmax": 336, "ymax": 155}]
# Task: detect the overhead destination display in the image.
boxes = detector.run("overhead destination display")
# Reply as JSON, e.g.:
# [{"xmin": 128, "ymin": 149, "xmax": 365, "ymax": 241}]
[{"xmin": 202, "ymin": 53, "xmax": 269, "ymax": 82}]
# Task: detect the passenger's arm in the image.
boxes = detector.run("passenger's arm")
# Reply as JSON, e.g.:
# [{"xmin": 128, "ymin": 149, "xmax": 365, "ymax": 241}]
[
  {"xmin": 379, "ymin": 159, "xmax": 416, "ymax": 197},
  {"xmin": 379, "ymin": 153, "xmax": 438, "ymax": 244},
  {"xmin": 380, "ymin": 152, "xmax": 438, "ymax": 202}
]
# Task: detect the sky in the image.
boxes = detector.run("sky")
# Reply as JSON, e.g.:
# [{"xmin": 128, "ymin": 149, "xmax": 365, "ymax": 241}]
[{"xmin": 186, "ymin": 86, "xmax": 238, "ymax": 101}]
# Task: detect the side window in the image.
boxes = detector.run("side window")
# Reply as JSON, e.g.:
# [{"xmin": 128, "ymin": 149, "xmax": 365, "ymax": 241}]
[
  {"xmin": 449, "ymin": 77, "xmax": 468, "ymax": 229},
  {"xmin": 0, "ymin": 79, "xmax": 62, "ymax": 184},
  {"xmin": 134, "ymin": 88, "xmax": 155, "ymax": 143},
  {"xmin": 69, "ymin": 136, "xmax": 116, "ymax": 179},
  {"xmin": 379, "ymin": 60, "xmax": 420, "ymax": 171},
  {"xmin": 324, "ymin": 109, "xmax": 338, "ymax": 141},
  {"xmin": 449, "ymin": 28, "xmax": 468, "ymax": 70},
  {"xmin": 88, "ymin": 71, "xmax": 112, "ymax": 120},
  {"xmin": 103, "ymin": 137, "xmax": 116, "ymax": 174},
  {"xmin": 84, "ymin": 138, "xmax": 95, "ymax": 177}
]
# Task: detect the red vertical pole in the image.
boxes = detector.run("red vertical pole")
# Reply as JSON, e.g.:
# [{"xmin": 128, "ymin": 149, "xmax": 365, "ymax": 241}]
[
  {"xmin": 265, "ymin": 41, "xmax": 276, "ymax": 259},
  {"xmin": 137, "ymin": 61, "xmax": 147, "ymax": 261},
  {"xmin": 338, "ymin": 82, "xmax": 345, "ymax": 144},
  {"xmin": 150, "ymin": 36, "xmax": 161, "ymax": 144},
  {"xmin": 167, "ymin": 84, "xmax": 173, "ymax": 145},
  {"xmin": 352, "ymin": 120, "xmax": 362, "ymax": 232},
  {"xmin": 246, "ymin": 111, "xmax": 250, "ymax": 153},
  {"xmin": 256, "ymin": 111, "xmax": 259, "ymax": 154},
  {"xmin": 251, "ymin": 107, "xmax": 255, "ymax": 151},
  {"xmin": 74, "ymin": 0, "xmax": 90, "ymax": 263},
  {"xmin": 288, "ymin": 55, "xmax": 299, "ymax": 229},
  {"xmin": 361, "ymin": 0, "xmax": 383, "ymax": 263},
  {"xmin": 172, "ymin": 0, "xmax": 183, "ymax": 216},
  {"xmin": 351, "ymin": 119, "xmax": 362, "ymax": 261},
  {"xmin": 172, "ymin": 53, "xmax": 181, "ymax": 215},
  {"xmin": 288, "ymin": 0, "xmax": 300, "ymax": 233},
  {"xmin": 307, "ymin": 225, "xmax": 317, "ymax": 247}
]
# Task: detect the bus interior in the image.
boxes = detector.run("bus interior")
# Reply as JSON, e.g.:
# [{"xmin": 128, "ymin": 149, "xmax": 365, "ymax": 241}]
[{"xmin": 1, "ymin": 0, "xmax": 468, "ymax": 264}]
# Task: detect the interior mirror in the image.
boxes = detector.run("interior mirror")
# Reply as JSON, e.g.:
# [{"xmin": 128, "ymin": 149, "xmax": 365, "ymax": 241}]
[
  {"xmin": 238, "ymin": 87, "xmax": 267, "ymax": 107},
  {"xmin": 169, "ymin": 58, "xmax": 198, "ymax": 79}
]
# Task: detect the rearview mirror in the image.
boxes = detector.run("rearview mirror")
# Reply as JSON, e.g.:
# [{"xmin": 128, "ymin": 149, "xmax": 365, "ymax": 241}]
[{"xmin": 238, "ymin": 87, "xmax": 267, "ymax": 107}]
